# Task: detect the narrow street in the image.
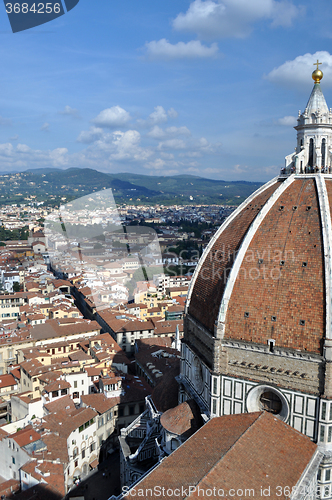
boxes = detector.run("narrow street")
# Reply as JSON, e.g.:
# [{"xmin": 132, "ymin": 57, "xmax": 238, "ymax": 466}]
[{"xmin": 65, "ymin": 451, "xmax": 121, "ymax": 500}]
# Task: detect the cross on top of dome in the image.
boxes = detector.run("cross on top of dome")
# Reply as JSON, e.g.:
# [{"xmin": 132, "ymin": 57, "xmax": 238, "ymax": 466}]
[{"xmin": 312, "ymin": 59, "xmax": 323, "ymax": 83}]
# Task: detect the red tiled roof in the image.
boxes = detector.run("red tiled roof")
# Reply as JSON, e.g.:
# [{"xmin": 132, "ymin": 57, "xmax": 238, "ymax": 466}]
[
  {"xmin": 0, "ymin": 373, "xmax": 16, "ymax": 388},
  {"xmin": 0, "ymin": 478, "xmax": 20, "ymax": 497},
  {"xmin": 20, "ymin": 461, "xmax": 65, "ymax": 497},
  {"xmin": 188, "ymin": 182, "xmax": 280, "ymax": 334},
  {"xmin": 44, "ymin": 395, "xmax": 76, "ymax": 414},
  {"xmin": 81, "ymin": 393, "xmax": 120, "ymax": 414},
  {"xmin": 11, "ymin": 427, "xmax": 42, "ymax": 448},
  {"xmin": 43, "ymin": 379, "xmax": 70, "ymax": 393},
  {"xmin": 42, "ymin": 406, "xmax": 97, "ymax": 438},
  {"xmin": 124, "ymin": 412, "xmax": 317, "ymax": 500},
  {"xmin": 160, "ymin": 399, "xmax": 203, "ymax": 436}
]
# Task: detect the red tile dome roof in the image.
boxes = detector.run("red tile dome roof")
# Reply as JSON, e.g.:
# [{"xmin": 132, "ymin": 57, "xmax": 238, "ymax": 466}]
[{"xmin": 187, "ymin": 174, "xmax": 332, "ymax": 355}]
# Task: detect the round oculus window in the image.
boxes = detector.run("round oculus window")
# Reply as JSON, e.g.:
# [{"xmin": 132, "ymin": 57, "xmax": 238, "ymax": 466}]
[
  {"xmin": 259, "ymin": 390, "xmax": 282, "ymax": 414},
  {"xmin": 246, "ymin": 385, "xmax": 289, "ymax": 421}
]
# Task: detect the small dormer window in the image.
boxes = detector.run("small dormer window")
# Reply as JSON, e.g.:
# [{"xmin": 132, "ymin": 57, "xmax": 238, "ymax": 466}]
[{"xmin": 268, "ymin": 339, "xmax": 275, "ymax": 353}]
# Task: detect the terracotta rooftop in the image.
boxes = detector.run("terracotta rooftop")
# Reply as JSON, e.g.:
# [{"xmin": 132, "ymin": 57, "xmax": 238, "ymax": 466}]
[
  {"xmin": 44, "ymin": 394, "xmax": 76, "ymax": 414},
  {"xmin": 125, "ymin": 411, "xmax": 318, "ymax": 500},
  {"xmin": 11, "ymin": 427, "xmax": 42, "ymax": 448},
  {"xmin": 29, "ymin": 318, "xmax": 100, "ymax": 341},
  {"xmin": 153, "ymin": 320, "xmax": 183, "ymax": 336},
  {"xmin": 160, "ymin": 399, "xmax": 204, "ymax": 437},
  {"xmin": 81, "ymin": 392, "xmax": 120, "ymax": 414},
  {"xmin": 43, "ymin": 379, "xmax": 70, "ymax": 393},
  {"xmin": 21, "ymin": 359, "xmax": 62, "ymax": 378},
  {"xmin": 20, "ymin": 461, "xmax": 65, "ymax": 497},
  {"xmin": 42, "ymin": 406, "xmax": 97, "ymax": 439},
  {"xmin": 9, "ymin": 481, "xmax": 63, "ymax": 500},
  {"xmin": 0, "ymin": 478, "xmax": 20, "ymax": 497},
  {"xmin": 0, "ymin": 373, "xmax": 17, "ymax": 389},
  {"xmin": 35, "ymin": 432, "xmax": 68, "ymax": 465}
]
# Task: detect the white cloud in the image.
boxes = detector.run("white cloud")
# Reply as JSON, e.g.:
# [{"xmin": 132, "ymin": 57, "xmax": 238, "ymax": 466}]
[
  {"xmin": 168, "ymin": 108, "xmax": 178, "ymax": 119},
  {"xmin": 9, "ymin": 135, "xmax": 18, "ymax": 141},
  {"xmin": 0, "ymin": 101, "xmax": 222, "ymax": 175},
  {"xmin": 17, "ymin": 144, "xmax": 31, "ymax": 153},
  {"xmin": 147, "ymin": 126, "xmax": 166, "ymax": 139},
  {"xmin": 234, "ymin": 164, "xmax": 248, "ymax": 174},
  {"xmin": 106, "ymin": 130, "xmax": 146, "ymax": 161},
  {"xmin": 148, "ymin": 125, "xmax": 191, "ymax": 139},
  {"xmin": 149, "ymin": 106, "xmax": 168, "ymax": 124},
  {"xmin": 198, "ymin": 136, "xmax": 221, "ymax": 152},
  {"xmin": 145, "ymin": 38, "xmax": 218, "ymax": 59},
  {"xmin": 41, "ymin": 122, "xmax": 49, "ymax": 132},
  {"xmin": 92, "ymin": 106, "xmax": 131, "ymax": 128},
  {"xmin": 158, "ymin": 139, "xmax": 187, "ymax": 150},
  {"xmin": 179, "ymin": 151, "xmax": 202, "ymax": 158},
  {"xmin": 49, "ymin": 148, "xmax": 69, "ymax": 167},
  {"xmin": 277, "ymin": 116, "xmax": 297, "ymax": 126},
  {"xmin": 266, "ymin": 51, "xmax": 332, "ymax": 87},
  {"xmin": 138, "ymin": 106, "xmax": 180, "ymax": 128},
  {"xmin": 0, "ymin": 143, "xmax": 14, "ymax": 156},
  {"xmin": 90, "ymin": 130, "xmax": 153, "ymax": 163},
  {"xmin": 166, "ymin": 126, "xmax": 191, "ymax": 136},
  {"xmin": 173, "ymin": 0, "xmax": 301, "ymax": 39},
  {"xmin": 145, "ymin": 158, "xmax": 167, "ymax": 170},
  {"xmin": 160, "ymin": 152, "xmax": 175, "ymax": 160},
  {"xmin": 59, "ymin": 105, "xmax": 80, "ymax": 118},
  {"xmin": 0, "ymin": 142, "xmax": 70, "ymax": 170},
  {"xmin": 77, "ymin": 126, "xmax": 104, "ymax": 144}
]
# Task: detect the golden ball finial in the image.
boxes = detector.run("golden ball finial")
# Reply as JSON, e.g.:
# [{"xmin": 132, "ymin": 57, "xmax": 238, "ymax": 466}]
[
  {"xmin": 312, "ymin": 59, "xmax": 323, "ymax": 83},
  {"xmin": 312, "ymin": 69, "xmax": 323, "ymax": 83}
]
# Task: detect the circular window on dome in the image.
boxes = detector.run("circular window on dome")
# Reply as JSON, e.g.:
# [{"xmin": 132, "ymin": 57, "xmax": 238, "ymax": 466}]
[{"xmin": 246, "ymin": 385, "xmax": 289, "ymax": 421}]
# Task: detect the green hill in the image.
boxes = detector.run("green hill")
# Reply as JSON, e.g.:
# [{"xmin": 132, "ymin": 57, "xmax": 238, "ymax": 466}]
[{"xmin": 1, "ymin": 168, "xmax": 263, "ymax": 206}]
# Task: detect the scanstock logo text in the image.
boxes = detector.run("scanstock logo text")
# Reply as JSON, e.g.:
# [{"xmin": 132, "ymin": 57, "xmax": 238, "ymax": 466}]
[{"xmin": 3, "ymin": 0, "xmax": 79, "ymax": 33}]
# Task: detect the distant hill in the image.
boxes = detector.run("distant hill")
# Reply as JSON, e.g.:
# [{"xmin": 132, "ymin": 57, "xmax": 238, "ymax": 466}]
[{"xmin": 0, "ymin": 168, "xmax": 263, "ymax": 206}]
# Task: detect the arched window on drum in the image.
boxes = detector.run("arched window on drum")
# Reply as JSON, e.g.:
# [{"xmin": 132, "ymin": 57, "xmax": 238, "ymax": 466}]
[{"xmin": 322, "ymin": 138, "xmax": 326, "ymax": 168}]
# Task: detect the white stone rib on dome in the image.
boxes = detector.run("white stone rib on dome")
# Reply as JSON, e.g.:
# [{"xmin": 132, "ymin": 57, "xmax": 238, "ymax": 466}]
[{"xmin": 316, "ymin": 175, "xmax": 332, "ymax": 341}]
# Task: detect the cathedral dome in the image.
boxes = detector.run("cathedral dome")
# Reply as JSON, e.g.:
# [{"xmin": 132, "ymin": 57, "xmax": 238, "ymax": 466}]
[
  {"xmin": 181, "ymin": 65, "xmax": 332, "ymax": 469},
  {"xmin": 186, "ymin": 174, "xmax": 332, "ymax": 355},
  {"xmin": 186, "ymin": 67, "xmax": 332, "ymax": 358}
]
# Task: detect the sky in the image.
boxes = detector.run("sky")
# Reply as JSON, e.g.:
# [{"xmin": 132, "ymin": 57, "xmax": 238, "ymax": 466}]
[{"xmin": 0, "ymin": 0, "xmax": 332, "ymax": 182}]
